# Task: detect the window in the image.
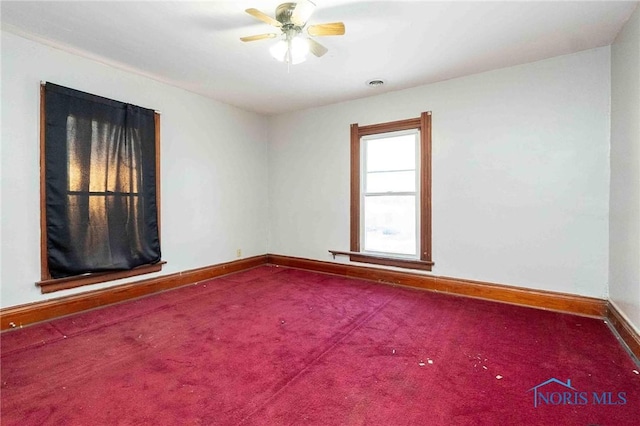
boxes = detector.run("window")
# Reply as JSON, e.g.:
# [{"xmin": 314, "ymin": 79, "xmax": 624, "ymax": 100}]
[
  {"xmin": 332, "ymin": 112, "xmax": 433, "ymax": 271},
  {"xmin": 362, "ymin": 130, "xmax": 419, "ymax": 256},
  {"xmin": 38, "ymin": 83, "xmax": 163, "ymax": 293}
]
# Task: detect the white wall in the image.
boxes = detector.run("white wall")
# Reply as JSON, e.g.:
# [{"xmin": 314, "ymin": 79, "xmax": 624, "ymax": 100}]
[
  {"xmin": 268, "ymin": 47, "xmax": 611, "ymax": 299},
  {"xmin": 610, "ymin": 4, "xmax": 640, "ymax": 334},
  {"xmin": 0, "ymin": 31, "xmax": 269, "ymax": 308},
  {"xmin": 0, "ymin": 30, "xmax": 617, "ymax": 308}
]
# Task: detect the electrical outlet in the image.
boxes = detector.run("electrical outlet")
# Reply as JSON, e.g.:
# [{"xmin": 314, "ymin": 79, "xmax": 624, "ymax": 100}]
[{"xmin": 236, "ymin": 249, "xmax": 242, "ymax": 258}]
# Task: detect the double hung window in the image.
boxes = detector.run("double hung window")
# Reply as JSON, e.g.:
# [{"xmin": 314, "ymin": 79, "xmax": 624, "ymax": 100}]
[
  {"xmin": 335, "ymin": 112, "xmax": 433, "ymax": 271},
  {"xmin": 361, "ymin": 129, "xmax": 419, "ymax": 257}
]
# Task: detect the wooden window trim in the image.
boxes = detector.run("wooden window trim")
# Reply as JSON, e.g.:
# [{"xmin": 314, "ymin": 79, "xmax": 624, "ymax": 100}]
[
  {"xmin": 38, "ymin": 84, "xmax": 163, "ymax": 293},
  {"xmin": 329, "ymin": 250, "xmax": 434, "ymax": 271},
  {"xmin": 345, "ymin": 112, "xmax": 433, "ymax": 271}
]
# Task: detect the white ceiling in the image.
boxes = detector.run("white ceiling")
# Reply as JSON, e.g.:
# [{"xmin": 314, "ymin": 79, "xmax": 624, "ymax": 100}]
[{"xmin": 1, "ymin": 1, "xmax": 637, "ymax": 115}]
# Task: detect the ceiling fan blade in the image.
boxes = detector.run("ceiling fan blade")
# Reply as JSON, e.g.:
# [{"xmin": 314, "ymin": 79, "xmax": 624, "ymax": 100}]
[
  {"xmin": 308, "ymin": 38, "xmax": 328, "ymax": 57},
  {"xmin": 307, "ymin": 22, "xmax": 345, "ymax": 37},
  {"xmin": 240, "ymin": 33, "xmax": 278, "ymax": 42},
  {"xmin": 291, "ymin": 0, "xmax": 316, "ymax": 26},
  {"xmin": 245, "ymin": 8, "xmax": 282, "ymax": 27}
]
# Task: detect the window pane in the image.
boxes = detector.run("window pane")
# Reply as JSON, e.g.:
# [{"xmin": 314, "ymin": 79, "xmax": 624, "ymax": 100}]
[
  {"xmin": 366, "ymin": 170, "xmax": 415, "ymax": 193},
  {"xmin": 364, "ymin": 195, "xmax": 416, "ymax": 256},
  {"xmin": 366, "ymin": 133, "xmax": 416, "ymax": 172}
]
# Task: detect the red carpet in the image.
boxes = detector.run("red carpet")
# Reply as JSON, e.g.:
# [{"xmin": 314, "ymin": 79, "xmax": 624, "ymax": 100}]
[{"xmin": 2, "ymin": 265, "xmax": 639, "ymax": 425}]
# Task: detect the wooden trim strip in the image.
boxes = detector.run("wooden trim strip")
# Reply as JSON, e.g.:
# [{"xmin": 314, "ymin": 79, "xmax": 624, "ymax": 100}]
[
  {"xmin": 349, "ymin": 253, "xmax": 433, "ymax": 271},
  {"xmin": 433, "ymin": 276, "xmax": 606, "ymax": 318},
  {"xmin": 350, "ymin": 123, "xmax": 360, "ymax": 252},
  {"xmin": 267, "ymin": 254, "xmax": 607, "ymax": 318},
  {"xmin": 329, "ymin": 250, "xmax": 434, "ymax": 271},
  {"xmin": 37, "ymin": 262, "xmax": 166, "ymax": 293},
  {"xmin": 606, "ymin": 302, "xmax": 640, "ymax": 361},
  {"xmin": 420, "ymin": 111, "xmax": 432, "ymax": 261},
  {"xmin": 40, "ymin": 83, "xmax": 49, "ymax": 281},
  {"xmin": 357, "ymin": 117, "xmax": 421, "ymax": 136},
  {"xmin": 1, "ymin": 255, "xmax": 268, "ymax": 331}
]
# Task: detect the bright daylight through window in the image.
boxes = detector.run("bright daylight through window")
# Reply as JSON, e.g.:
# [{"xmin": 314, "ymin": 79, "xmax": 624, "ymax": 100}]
[{"xmin": 362, "ymin": 130, "xmax": 419, "ymax": 257}]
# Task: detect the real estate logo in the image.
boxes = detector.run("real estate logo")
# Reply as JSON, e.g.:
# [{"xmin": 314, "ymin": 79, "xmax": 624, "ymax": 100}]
[{"xmin": 528, "ymin": 378, "xmax": 627, "ymax": 408}]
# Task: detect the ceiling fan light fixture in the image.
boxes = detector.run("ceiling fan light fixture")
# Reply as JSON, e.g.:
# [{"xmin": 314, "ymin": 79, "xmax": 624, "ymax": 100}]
[
  {"xmin": 242, "ymin": 1, "xmax": 343, "ymax": 66},
  {"xmin": 270, "ymin": 35, "xmax": 310, "ymax": 64}
]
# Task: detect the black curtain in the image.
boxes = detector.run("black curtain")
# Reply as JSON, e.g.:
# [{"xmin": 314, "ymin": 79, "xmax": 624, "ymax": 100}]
[{"xmin": 45, "ymin": 83, "xmax": 160, "ymax": 279}]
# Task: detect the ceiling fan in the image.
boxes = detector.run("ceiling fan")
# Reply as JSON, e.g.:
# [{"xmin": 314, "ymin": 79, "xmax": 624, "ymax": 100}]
[{"xmin": 240, "ymin": 0, "xmax": 345, "ymax": 65}]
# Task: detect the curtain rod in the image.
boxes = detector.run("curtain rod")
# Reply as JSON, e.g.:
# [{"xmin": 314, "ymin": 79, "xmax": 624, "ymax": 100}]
[{"xmin": 40, "ymin": 81, "xmax": 161, "ymax": 114}]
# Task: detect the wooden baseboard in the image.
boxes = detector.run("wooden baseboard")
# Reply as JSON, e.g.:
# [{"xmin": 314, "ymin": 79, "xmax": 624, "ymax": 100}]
[
  {"xmin": 0, "ymin": 255, "xmax": 268, "ymax": 331},
  {"xmin": 606, "ymin": 302, "xmax": 640, "ymax": 361},
  {"xmin": 4, "ymin": 252, "xmax": 627, "ymax": 352},
  {"xmin": 267, "ymin": 254, "xmax": 607, "ymax": 318}
]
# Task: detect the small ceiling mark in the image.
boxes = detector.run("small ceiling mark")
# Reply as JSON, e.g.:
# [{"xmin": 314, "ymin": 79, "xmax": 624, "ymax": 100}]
[{"xmin": 366, "ymin": 79, "xmax": 385, "ymax": 87}]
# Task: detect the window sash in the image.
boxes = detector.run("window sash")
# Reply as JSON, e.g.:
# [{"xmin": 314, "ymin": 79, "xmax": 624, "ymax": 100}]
[
  {"xmin": 361, "ymin": 129, "xmax": 420, "ymax": 258},
  {"xmin": 362, "ymin": 194, "xmax": 418, "ymax": 257}
]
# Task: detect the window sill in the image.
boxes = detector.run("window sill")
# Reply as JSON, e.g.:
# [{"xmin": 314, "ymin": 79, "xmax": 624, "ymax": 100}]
[
  {"xmin": 329, "ymin": 250, "xmax": 433, "ymax": 271},
  {"xmin": 36, "ymin": 261, "xmax": 166, "ymax": 294}
]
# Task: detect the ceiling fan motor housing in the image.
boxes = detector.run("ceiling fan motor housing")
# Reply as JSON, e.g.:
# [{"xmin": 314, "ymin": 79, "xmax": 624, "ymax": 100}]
[{"xmin": 276, "ymin": 3, "xmax": 299, "ymax": 27}]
